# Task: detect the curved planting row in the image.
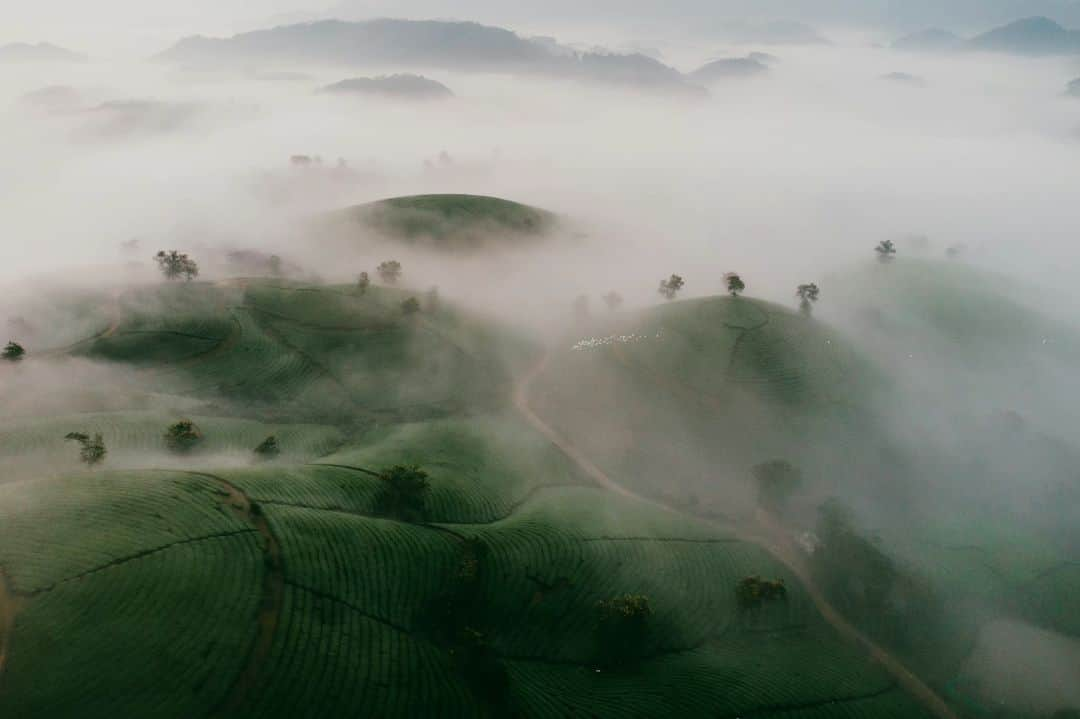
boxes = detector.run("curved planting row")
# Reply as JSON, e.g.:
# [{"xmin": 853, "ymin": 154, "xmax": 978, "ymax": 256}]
[
  {"xmin": 0, "ymin": 472, "xmax": 248, "ymax": 592},
  {"xmin": 0, "ymin": 532, "xmax": 263, "ymax": 719},
  {"xmin": 505, "ymin": 630, "xmax": 924, "ymax": 719},
  {"xmin": 264, "ymin": 505, "xmax": 460, "ymax": 629},
  {"xmin": 234, "ymin": 586, "xmax": 478, "ymax": 719},
  {"xmin": 319, "ymin": 413, "xmax": 589, "ymax": 523}
]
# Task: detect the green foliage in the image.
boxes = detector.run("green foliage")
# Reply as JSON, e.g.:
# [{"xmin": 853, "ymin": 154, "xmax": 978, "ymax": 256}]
[
  {"xmin": 813, "ymin": 499, "xmax": 945, "ymax": 658},
  {"xmin": 163, "ymin": 419, "xmax": 202, "ymax": 453},
  {"xmin": 796, "ymin": 282, "xmax": 820, "ymax": 313},
  {"xmin": 154, "ymin": 250, "xmax": 199, "ymax": 281},
  {"xmin": 735, "ymin": 575, "xmax": 788, "ymax": 609},
  {"xmin": 658, "ymin": 274, "xmax": 684, "ymax": 300},
  {"xmin": 875, "ymin": 239, "xmax": 897, "ymax": 262},
  {"xmin": 64, "ymin": 432, "xmax": 107, "ymax": 467},
  {"xmin": 374, "ymin": 464, "xmax": 430, "ymax": 522},
  {"xmin": 401, "ymin": 296, "xmax": 420, "ymax": 315},
  {"xmin": 377, "ymin": 260, "xmax": 402, "ymax": 284},
  {"xmin": 253, "ymin": 435, "xmax": 280, "ymax": 460},
  {"xmin": 751, "ymin": 459, "xmax": 803, "ymax": 513},
  {"xmin": 3, "ymin": 340, "xmax": 26, "ymax": 361},
  {"xmin": 724, "ymin": 272, "xmax": 746, "ymax": 297},
  {"xmin": 594, "ymin": 594, "xmax": 654, "ymax": 667}
]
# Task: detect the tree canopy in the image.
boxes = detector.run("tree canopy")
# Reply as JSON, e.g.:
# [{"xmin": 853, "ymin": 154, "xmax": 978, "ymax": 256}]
[
  {"xmin": 658, "ymin": 274, "xmax": 685, "ymax": 300},
  {"xmin": 2, "ymin": 341, "xmax": 25, "ymax": 362},
  {"xmin": 155, "ymin": 250, "xmax": 199, "ymax": 281},
  {"xmin": 378, "ymin": 260, "xmax": 403, "ymax": 284}
]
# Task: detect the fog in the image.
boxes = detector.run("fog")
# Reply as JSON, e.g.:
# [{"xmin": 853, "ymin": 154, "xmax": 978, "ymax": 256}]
[{"xmin": 2, "ymin": 6, "xmax": 1080, "ymax": 717}]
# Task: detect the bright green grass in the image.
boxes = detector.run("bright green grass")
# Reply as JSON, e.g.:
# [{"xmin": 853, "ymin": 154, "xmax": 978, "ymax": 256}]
[{"xmin": 338, "ymin": 193, "xmax": 557, "ymax": 251}]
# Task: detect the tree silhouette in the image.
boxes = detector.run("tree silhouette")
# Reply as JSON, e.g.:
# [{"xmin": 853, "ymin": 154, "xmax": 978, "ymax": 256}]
[
  {"xmin": 724, "ymin": 273, "xmax": 746, "ymax": 297},
  {"xmin": 658, "ymin": 275, "xmax": 685, "ymax": 300},
  {"xmin": 154, "ymin": 251, "xmax": 199, "ymax": 281},
  {"xmin": 2, "ymin": 341, "xmax": 25, "ymax": 362},
  {"xmin": 253, "ymin": 435, "xmax": 280, "ymax": 460},
  {"xmin": 875, "ymin": 240, "xmax": 897, "ymax": 262},
  {"xmin": 65, "ymin": 432, "xmax": 107, "ymax": 467},
  {"xmin": 796, "ymin": 283, "xmax": 820, "ymax": 314},
  {"xmin": 375, "ymin": 465, "xmax": 431, "ymax": 522},
  {"xmin": 357, "ymin": 271, "xmax": 371, "ymax": 294},
  {"xmin": 378, "ymin": 260, "xmax": 403, "ymax": 284}
]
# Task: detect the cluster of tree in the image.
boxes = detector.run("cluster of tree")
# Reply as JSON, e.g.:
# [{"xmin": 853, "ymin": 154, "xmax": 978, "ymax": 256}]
[
  {"xmin": 751, "ymin": 459, "xmax": 803, "ymax": 514},
  {"xmin": 164, "ymin": 419, "xmax": 203, "ymax": 453},
  {"xmin": 401, "ymin": 297, "xmax": 420, "ymax": 315},
  {"xmin": 64, "ymin": 432, "xmax": 107, "ymax": 467},
  {"xmin": 253, "ymin": 435, "xmax": 280, "ymax": 460},
  {"xmin": 155, "ymin": 250, "xmax": 199, "ymax": 281},
  {"xmin": 735, "ymin": 575, "xmax": 788, "ymax": 610},
  {"xmin": 2, "ymin": 341, "xmax": 25, "ymax": 362},
  {"xmin": 812, "ymin": 498, "xmax": 945, "ymax": 657},
  {"xmin": 374, "ymin": 464, "xmax": 430, "ymax": 522},
  {"xmin": 377, "ymin": 260, "xmax": 402, "ymax": 284},
  {"xmin": 421, "ymin": 536, "xmax": 514, "ymax": 714},
  {"xmin": 658, "ymin": 274, "xmax": 685, "ymax": 300},
  {"xmin": 594, "ymin": 593, "xmax": 654, "ymax": 668}
]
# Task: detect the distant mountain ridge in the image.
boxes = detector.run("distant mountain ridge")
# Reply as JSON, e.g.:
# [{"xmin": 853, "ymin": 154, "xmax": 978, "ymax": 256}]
[
  {"xmin": 895, "ymin": 16, "xmax": 1080, "ymax": 54},
  {"xmin": 158, "ymin": 18, "xmax": 704, "ymax": 95},
  {"xmin": 0, "ymin": 42, "xmax": 85, "ymax": 63}
]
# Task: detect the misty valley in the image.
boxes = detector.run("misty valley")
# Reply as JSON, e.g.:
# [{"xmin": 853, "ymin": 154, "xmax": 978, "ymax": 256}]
[{"xmin": 1, "ymin": 4, "xmax": 1080, "ymax": 719}]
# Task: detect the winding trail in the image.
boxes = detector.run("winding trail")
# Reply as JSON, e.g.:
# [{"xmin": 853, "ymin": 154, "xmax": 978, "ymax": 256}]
[
  {"xmin": 512, "ymin": 349, "xmax": 959, "ymax": 719},
  {"xmin": 0, "ymin": 570, "xmax": 21, "ymax": 682}
]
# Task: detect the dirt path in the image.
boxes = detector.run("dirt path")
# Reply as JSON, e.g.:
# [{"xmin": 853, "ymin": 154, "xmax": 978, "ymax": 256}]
[
  {"xmin": 199, "ymin": 474, "xmax": 285, "ymax": 719},
  {"xmin": 0, "ymin": 570, "xmax": 22, "ymax": 683},
  {"xmin": 512, "ymin": 349, "xmax": 959, "ymax": 719}
]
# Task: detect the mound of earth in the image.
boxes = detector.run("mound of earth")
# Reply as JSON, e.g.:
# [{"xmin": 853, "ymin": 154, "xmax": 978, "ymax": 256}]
[
  {"xmin": 321, "ymin": 74, "xmax": 453, "ymax": 100},
  {"xmin": 330, "ymin": 193, "xmax": 559, "ymax": 251},
  {"xmin": 691, "ymin": 56, "xmax": 769, "ymax": 83}
]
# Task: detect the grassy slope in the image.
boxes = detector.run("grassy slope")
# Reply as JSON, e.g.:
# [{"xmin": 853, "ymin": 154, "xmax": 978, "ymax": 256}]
[
  {"xmin": 9, "ymin": 275, "xmax": 1068, "ymax": 717},
  {"xmin": 335, "ymin": 193, "xmax": 558, "ymax": 250}
]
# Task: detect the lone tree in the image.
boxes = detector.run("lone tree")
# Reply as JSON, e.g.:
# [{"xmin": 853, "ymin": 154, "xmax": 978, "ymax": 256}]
[
  {"xmin": 375, "ymin": 465, "xmax": 430, "ymax": 522},
  {"xmin": 2, "ymin": 341, "xmax": 26, "ymax": 362},
  {"xmin": 356, "ymin": 272, "xmax": 370, "ymax": 295},
  {"xmin": 875, "ymin": 240, "xmax": 897, "ymax": 263},
  {"xmin": 602, "ymin": 291, "xmax": 624, "ymax": 311},
  {"xmin": 164, "ymin": 419, "xmax": 203, "ymax": 453},
  {"xmin": 155, "ymin": 250, "xmax": 199, "ymax": 281},
  {"xmin": 253, "ymin": 435, "xmax": 280, "ymax": 460},
  {"xmin": 377, "ymin": 260, "xmax": 402, "ymax": 284},
  {"xmin": 736, "ymin": 576, "xmax": 787, "ymax": 610},
  {"xmin": 724, "ymin": 272, "xmax": 746, "ymax": 297},
  {"xmin": 795, "ymin": 283, "xmax": 820, "ymax": 314},
  {"xmin": 658, "ymin": 274, "xmax": 685, "ymax": 301},
  {"xmin": 64, "ymin": 432, "xmax": 107, "ymax": 467},
  {"xmin": 751, "ymin": 459, "xmax": 803, "ymax": 513},
  {"xmin": 594, "ymin": 594, "xmax": 653, "ymax": 668},
  {"xmin": 401, "ymin": 297, "xmax": 421, "ymax": 315}
]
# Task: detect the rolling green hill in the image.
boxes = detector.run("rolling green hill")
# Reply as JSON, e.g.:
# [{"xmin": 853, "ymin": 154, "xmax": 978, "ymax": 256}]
[
  {"xmin": 2, "ymin": 274, "xmax": 1075, "ymax": 718},
  {"xmin": 329, "ymin": 194, "xmax": 559, "ymax": 251}
]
